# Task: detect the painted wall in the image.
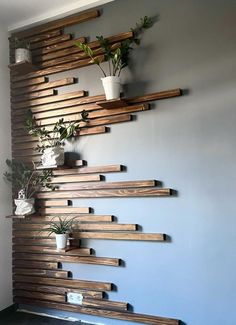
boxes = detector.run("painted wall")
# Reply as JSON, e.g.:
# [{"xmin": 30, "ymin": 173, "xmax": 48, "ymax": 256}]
[
  {"xmin": 24, "ymin": 0, "xmax": 236, "ymax": 324},
  {"xmin": 0, "ymin": 27, "xmax": 12, "ymax": 310}
]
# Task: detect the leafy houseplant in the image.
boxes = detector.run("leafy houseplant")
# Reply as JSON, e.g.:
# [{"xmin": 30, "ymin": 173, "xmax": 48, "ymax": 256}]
[
  {"xmin": 75, "ymin": 16, "xmax": 153, "ymax": 100},
  {"xmin": 14, "ymin": 37, "xmax": 31, "ymax": 64},
  {"xmin": 44, "ymin": 217, "xmax": 75, "ymax": 250},
  {"xmin": 3, "ymin": 159, "xmax": 54, "ymax": 216},
  {"xmin": 26, "ymin": 110, "xmax": 89, "ymax": 167}
]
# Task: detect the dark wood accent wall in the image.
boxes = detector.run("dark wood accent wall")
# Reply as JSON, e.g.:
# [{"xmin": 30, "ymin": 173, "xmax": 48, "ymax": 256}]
[{"xmin": 10, "ymin": 9, "xmax": 181, "ymax": 325}]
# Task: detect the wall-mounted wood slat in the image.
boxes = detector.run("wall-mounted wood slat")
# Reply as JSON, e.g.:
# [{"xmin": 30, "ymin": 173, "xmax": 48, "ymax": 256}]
[
  {"xmin": 13, "ymin": 238, "xmax": 78, "ymax": 246},
  {"xmin": 50, "ymin": 174, "xmax": 102, "ymax": 184},
  {"xmin": 13, "ymin": 274, "xmax": 111, "ymax": 291},
  {"xmin": 9, "ymin": 30, "xmax": 62, "ymax": 44},
  {"xmin": 38, "ymin": 207, "xmax": 91, "ymax": 214},
  {"xmin": 13, "ymin": 253, "xmax": 120, "ymax": 266},
  {"xmin": 30, "ymin": 34, "xmax": 72, "ymax": 50},
  {"xmin": 11, "ymin": 76, "xmax": 47, "ymax": 89},
  {"xmin": 34, "ymin": 31, "xmax": 133, "ymax": 63},
  {"xmin": 76, "ymin": 233, "xmax": 166, "ymax": 241},
  {"xmin": 13, "ymin": 260, "xmax": 58, "ymax": 269},
  {"xmin": 11, "ymin": 89, "xmax": 56, "ymax": 103},
  {"xmin": 14, "ymin": 290, "xmax": 65, "ymax": 303},
  {"xmin": 53, "ymin": 165, "xmax": 123, "ymax": 176},
  {"xmin": 13, "ymin": 282, "xmax": 104, "ymax": 299},
  {"xmin": 37, "ymin": 188, "xmax": 172, "ymax": 199},
  {"xmin": 38, "ymin": 200, "xmax": 71, "ymax": 207},
  {"xmin": 11, "ymin": 77, "xmax": 77, "ymax": 96},
  {"xmin": 12, "ymin": 90, "xmax": 86, "ymax": 109},
  {"xmin": 14, "ymin": 298, "xmax": 179, "ymax": 325},
  {"xmin": 13, "ymin": 246, "xmax": 91, "ymax": 256},
  {"xmin": 12, "ymin": 10, "xmax": 100, "ymax": 39},
  {"xmin": 13, "ymin": 268, "xmax": 69, "ymax": 279}
]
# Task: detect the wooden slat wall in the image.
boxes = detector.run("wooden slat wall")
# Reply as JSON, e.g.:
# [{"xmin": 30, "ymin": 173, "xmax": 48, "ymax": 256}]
[{"xmin": 9, "ymin": 9, "xmax": 180, "ymax": 325}]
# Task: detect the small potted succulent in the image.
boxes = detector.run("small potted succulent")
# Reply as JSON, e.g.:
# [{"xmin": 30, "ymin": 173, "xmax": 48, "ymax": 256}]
[
  {"xmin": 14, "ymin": 37, "xmax": 31, "ymax": 64},
  {"xmin": 3, "ymin": 159, "xmax": 54, "ymax": 216},
  {"xmin": 75, "ymin": 16, "xmax": 153, "ymax": 100},
  {"xmin": 26, "ymin": 110, "xmax": 88, "ymax": 167},
  {"xmin": 45, "ymin": 217, "xmax": 75, "ymax": 250}
]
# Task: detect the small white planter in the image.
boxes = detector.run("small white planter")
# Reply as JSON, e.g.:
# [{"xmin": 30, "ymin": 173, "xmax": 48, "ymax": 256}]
[
  {"xmin": 41, "ymin": 147, "xmax": 64, "ymax": 167},
  {"xmin": 14, "ymin": 198, "xmax": 35, "ymax": 216},
  {"xmin": 55, "ymin": 233, "xmax": 68, "ymax": 250},
  {"xmin": 15, "ymin": 48, "xmax": 32, "ymax": 63},
  {"xmin": 101, "ymin": 76, "xmax": 121, "ymax": 100}
]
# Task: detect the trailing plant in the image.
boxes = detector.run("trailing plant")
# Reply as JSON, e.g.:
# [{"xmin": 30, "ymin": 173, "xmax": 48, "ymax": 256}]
[
  {"xmin": 14, "ymin": 37, "xmax": 30, "ymax": 50},
  {"xmin": 3, "ymin": 159, "xmax": 54, "ymax": 198},
  {"xmin": 44, "ymin": 217, "xmax": 76, "ymax": 235},
  {"xmin": 25, "ymin": 110, "xmax": 89, "ymax": 153},
  {"xmin": 75, "ymin": 16, "xmax": 153, "ymax": 77}
]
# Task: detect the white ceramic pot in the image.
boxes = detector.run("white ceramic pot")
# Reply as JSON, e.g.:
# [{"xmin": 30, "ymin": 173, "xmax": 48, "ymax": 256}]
[
  {"xmin": 41, "ymin": 146, "xmax": 64, "ymax": 167},
  {"xmin": 101, "ymin": 76, "xmax": 121, "ymax": 100},
  {"xmin": 14, "ymin": 198, "xmax": 35, "ymax": 216},
  {"xmin": 55, "ymin": 233, "xmax": 68, "ymax": 250},
  {"xmin": 15, "ymin": 48, "xmax": 32, "ymax": 63}
]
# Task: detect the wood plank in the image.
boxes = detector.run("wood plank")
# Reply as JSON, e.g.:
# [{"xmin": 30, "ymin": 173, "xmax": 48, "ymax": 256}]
[
  {"xmin": 51, "ymin": 180, "xmax": 157, "ymax": 191},
  {"xmin": 11, "ymin": 76, "xmax": 47, "ymax": 89},
  {"xmin": 13, "ymin": 275, "xmax": 111, "ymax": 291},
  {"xmin": 11, "ymin": 77, "xmax": 77, "ymax": 96},
  {"xmin": 12, "ymin": 90, "xmax": 86, "ymax": 109},
  {"xmin": 13, "ymin": 282, "xmax": 103, "ymax": 299},
  {"xmin": 37, "ymin": 188, "xmax": 172, "ymax": 199},
  {"xmin": 96, "ymin": 98, "xmax": 128, "ymax": 109},
  {"xmin": 30, "ymin": 34, "xmax": 72, "ymax": 50},
  {"xmin": 53, "ymin": 165, "xmax": 123, "ymax": 176},
  {"xmin": 9, "ymin": 30, "xmax": 62, "ymax": 44},
  {"xmin": 14, "ymin": 298, "xmax": 179, "ymax": 325},
  {"xmin": 12, "ymin": 89, "xmax": 56, "ymax": 103},
  {"xmin": 35, "ymin": 31, "xmax": 133, "ymax": 63},
  {"xmin": 14, "ymin": 290, "xmax": 65, "ymax": 303},
  {"xmin": 127, "ymin": 89, "xmax": 182, "ymax": 104},
  {"xmin": 9, "ymin": 61, "xmax": 38, "ymax": 75},
  {"xmin": 50, "ymin": 174, "xmax": 102, "ymax": 184},
  {"xmin": 13, "ymin": 268, "xmax": 69, "ymax": 279},
  {"xmin": 13, "ymin": 253, "xmax": 120, "ymax": 266},
  {"xmin": 12, "ymin": 10, "xmax": 100, "ymax": 39},
  {"xmin": 38, "ymin": 207, "xmax": 91, "ymax": 214},
  {"xmin": 13, "ymin": 260, "xmax": 58, "ymax": 269},
  {"xmin": 12, "ymin": 238, "xmax": 78, "ymax": 246},
  {"xmin": 13, "ymin": 246, "xmax": 91, "ymax": 256},
  {"xmin": 38, "ymin": 200, "xmax": 71, "ymax": 207},
  {"xmin": 33, "ymin": 37, "xmax": 86, "ymax": 56},
  {"xmin": 76, "ymin": 233, "xmax": 166, "ymax": 241}
]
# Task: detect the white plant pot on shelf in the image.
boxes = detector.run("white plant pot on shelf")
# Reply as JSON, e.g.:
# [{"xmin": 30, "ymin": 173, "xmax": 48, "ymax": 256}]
[
  {"xmin": 55, "ymin": 234, "xmax": 68, "ymax": 250},
  {"xmin": 101, "ymin": 76, "xmax": 121, "ymax": 100},
  {"xmin": 15, "ymin": 48, "xmax": 32, "ymax": 63},
  {"xmin": 14, "ymin": 198, "xmax": 35, "ymax": 216},
  {"xmin": 41, "ymin": 147, "xmax": 64, "ymax": 167}
]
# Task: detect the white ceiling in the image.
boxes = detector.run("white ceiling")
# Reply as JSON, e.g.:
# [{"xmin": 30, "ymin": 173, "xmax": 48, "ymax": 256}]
[{"xmin": 0, "ymin": 0, "xmax": 114, "ymax": 32}]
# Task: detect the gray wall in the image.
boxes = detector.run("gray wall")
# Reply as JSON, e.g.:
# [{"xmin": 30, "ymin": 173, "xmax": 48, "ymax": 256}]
[{"xmin": 25, "ymin": 0, "xmax": 236, "ymax": 324}]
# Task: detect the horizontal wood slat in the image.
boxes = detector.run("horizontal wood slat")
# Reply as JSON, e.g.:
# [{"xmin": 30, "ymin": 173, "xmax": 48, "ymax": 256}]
[
  {"xmin": 30, "ymin": 34, "xmax": 72, "ymax": 50},
  {"xmin": 12, "ymin": 10, "xmax": 100, "ymax": 39},
  {"xmin": 13, "ymin": 246, "xmax": 91, "ymax": 256},
  {"xmin": 13, "ymin": 268, "xmax": 69, "ymax": 279},
  {"xmin": 38, "ymin": 200, "xmax": 71, "ymax": 207},
  {"xmin": 13, "ymin": 274, "xmax": 111, "ymax": 291},
  {"xmin": 38, "ymin": 207, "xmax": 91, "ymax": 215},
  {"xmin": 11, "ymin": 77, "xmax": 76, "ymax": 96},
  {"xmin": 13, "ymin": 260, "xmax": 58, "ymax": 269},
  {"xmin": 13, "ymin": 253, "xmax": 120, "ymax": 266},
  {"xmin": 53, "ymin": 165, "xmax": 123, "ymax": 176},
  {"xmin": 76, "ymin": 232, "xmax": 166, "ymax": 241},
  {"xmin": 9, "ymin": 30, "xmax": 62, "ymax": 44},
  {"xmin": 50, "ymin": 174, "xmax": 102, "ymax": 184},
  {"xmin": 14, "ymin": 290, "xmax": 65, "ymax": 303},
  {"xmin": 11, "ymin": 89, "xmax": 56, "ymax": 103},
  {"xmin": 13, "ymin": 282, "xmax": 103, "ymax": 299},
  {"xmin": 11, "ymin": 76, "xmax": 47, "ymax": 89},
  {"xmin": 37, "ymin": 188, "xmax": 172, "ymax": 199},
  {"xmin": 13, "ymin": 298, "xmax": 179, "ymax": 325}
]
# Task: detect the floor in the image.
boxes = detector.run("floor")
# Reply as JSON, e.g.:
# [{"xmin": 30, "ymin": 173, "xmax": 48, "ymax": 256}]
[{"xmin": 0, "ymin": 311, "xmax": 92, "ymax": 324}]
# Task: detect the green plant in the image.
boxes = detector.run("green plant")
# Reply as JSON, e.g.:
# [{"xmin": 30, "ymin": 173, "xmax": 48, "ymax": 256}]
[
  {"xmin": 25, "ymin": 110, "xmax": 89, "ymax": 153},
  {"xmin": 14, "ymin": 37, "xmax": 30, "ymax": 50},
  {"xmin": 44, "ymin": 217, "xmax": 76, "ymax": 235},
  {"xmin": 75, "ymin": 16, "xmax": 153, "ymax": 77},
  {"xmin": 3, "ymin": 159, "xmax": 54, "ymax": 198}
]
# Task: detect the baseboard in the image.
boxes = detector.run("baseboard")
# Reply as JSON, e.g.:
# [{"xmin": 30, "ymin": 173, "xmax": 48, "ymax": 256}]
[{"xmin": 0, "ymin": 303, "xmax": 18, "ymax": 316}]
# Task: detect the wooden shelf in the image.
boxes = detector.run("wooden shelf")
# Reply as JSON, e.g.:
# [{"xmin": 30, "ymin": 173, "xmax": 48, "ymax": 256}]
[
  {"xmin": 6, "ymin": 215, "xmax": 26, "ymax": 219},
  {"xmin": 9, "ymin": 61, "xmax": 38, "ymax": 75},
  {"xmin": 96, "ymin": 98, "xmax": 128, "ymax": 109}
]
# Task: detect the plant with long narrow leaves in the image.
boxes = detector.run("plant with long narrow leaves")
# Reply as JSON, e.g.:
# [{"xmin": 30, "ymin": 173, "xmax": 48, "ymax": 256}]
[
  {"xmin": 44, "ymin": 217, "xmax": 76, "ymax": 236},
  {"xmin": 75, "ymin": 16, "xmax": 153, "ymax": 77}
]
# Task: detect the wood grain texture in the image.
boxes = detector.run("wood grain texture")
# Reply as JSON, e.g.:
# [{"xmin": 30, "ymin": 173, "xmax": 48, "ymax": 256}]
[
  {"xmin": 76, "ymin": 233, "xmax": 166, "ymax": 241},
  {"xmin": 37, "ymin": 200, "xmax": 71, "ymax": 207},
  {"xmin": 53, "ymin": 164, "xmax": 123, "ymax": 176},
  {"xmin": 30, "ymin": 34, "xmax": 72, "ymax": 50},
  {"xmin": 13, "ymin": 246, "xmax": 91, "ymax": 256},
  {"xmin": 13, "ymin": 275, "xmax": 111, "ymax": 291},
  {"xmin": 9, "ymin": 30, "xmax": 62, "ymax": 44},
  {"xmin": 13, "ymin": 214, "xmax": 113, "ymax": 223},
  {"xmin": 12, "ymin": 89, "xmax": 56, "ymax": 103},
  {"xmin": 11, "ymin": 76, "xmax": 47, "ymax": 89},
  {"xmin": 14, "ymin": 298, "xmax": 179, "ymax": 325},
  {"xmin": 37, "ymin": 188, "xmax": 171, "ymax": 199},
  {"xmin": 12, "ymin": 10, "xmax": 99, "ymax": 38},
  {"xmin": 13, "ymin": 268, "xmax": 69, "ymax": 279},
  {"xmin": 38, "ymin": 207, "xmax": 91, "ymax": 215},
  {"xmin": 50, "ymin": 174, "xmax": 102, "ymax": 184},
  {"xmin": 13, "ymin": 253, "xmax": 120, "ymax": 266},
  {"xmin": 13, "ymin": 260, "xmax": 58, "ymax": 269},
  {"xmin": 14, "ymin": 290, "xmax": 65, "ymax": 302}
]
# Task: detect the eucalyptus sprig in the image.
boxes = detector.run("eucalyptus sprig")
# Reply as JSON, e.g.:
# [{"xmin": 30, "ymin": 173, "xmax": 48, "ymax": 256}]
[
  {"xmin": 25, "ymin": 110, "xmax": 89, "ymax": 153},
  {"xmin": 75, "ymin": 16, "xmax": 153, "ymax": 77}
]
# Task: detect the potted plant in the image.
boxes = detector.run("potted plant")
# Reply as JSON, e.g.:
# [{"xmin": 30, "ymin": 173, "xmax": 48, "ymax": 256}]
[
  {"xmin": 14, "ymin": 38, "xmax": 31, "ymax": 64},
  {"xmin": 26, "ymin": 110, "xmax": 88, "ymax": 167},
  {"xmin": 44, "ymin": 217, "xmax": 75, "ymax": 250},
  {"xmin": 3, "ymin": 159, "xmax": 54, "ymax": 216},
  {"xmin": 75, "ymin": 16, "xmax": 153, "ymax": 100}
]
